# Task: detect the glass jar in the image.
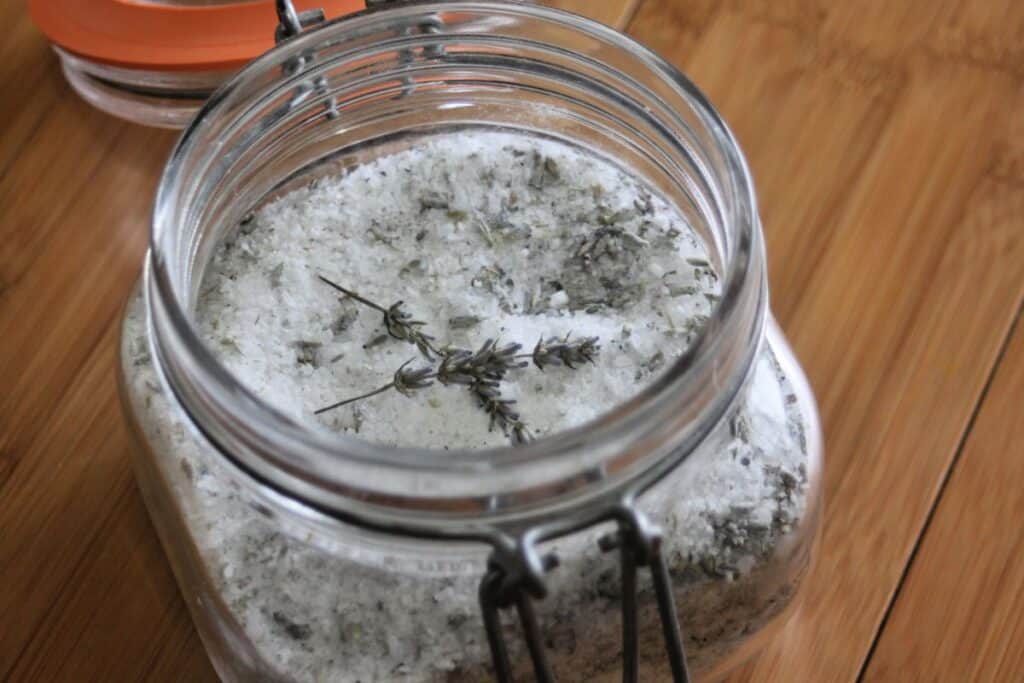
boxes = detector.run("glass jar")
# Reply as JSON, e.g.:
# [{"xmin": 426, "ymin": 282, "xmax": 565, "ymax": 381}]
[
  {"xmin": 29, "ymin": 0, "xmax": 362, "ymax": 128},
  {"xmin": 54, "ymin": 47, "xmax": 229, "ymax": 129},
  {"xmin": 118, "ymin": 3, "xmax": 823, "ymax": 681}
]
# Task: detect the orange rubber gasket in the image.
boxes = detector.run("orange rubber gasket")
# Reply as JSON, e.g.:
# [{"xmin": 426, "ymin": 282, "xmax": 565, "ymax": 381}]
[{"xmin": 28, "ymin": 0, "xmax": 366, "ymax": 71}]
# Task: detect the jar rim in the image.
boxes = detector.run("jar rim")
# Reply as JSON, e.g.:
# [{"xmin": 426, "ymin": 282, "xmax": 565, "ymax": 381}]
[{"xmin": 146, "ymin": 1, "xmax": 767, "ymax": 536}]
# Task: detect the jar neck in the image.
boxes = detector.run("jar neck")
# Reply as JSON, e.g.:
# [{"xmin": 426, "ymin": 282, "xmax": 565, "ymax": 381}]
[{"xmin": 145, "ymin": 1, "xmax": 767, "ymax": 539}]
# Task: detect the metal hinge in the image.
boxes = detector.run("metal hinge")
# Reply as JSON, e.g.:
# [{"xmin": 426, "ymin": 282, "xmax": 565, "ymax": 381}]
[
  {"xmin": 274, "ymin": 0, "xmax": 327, "ymax": 44},
  {"xmin": 479, "ymin": 503, "xmax": 691, "ymax": 682}
]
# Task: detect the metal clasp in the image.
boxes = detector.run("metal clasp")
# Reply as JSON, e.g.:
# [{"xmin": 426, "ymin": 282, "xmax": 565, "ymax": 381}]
[
  {"xmin": 272, "ymin": 0, "xmax": 336, "ymax": 118},
  {"xmin": 273, "ymin": 0, "xmax": 446, "ymax": 116},
  {"xmin": 275, "ymin": 0, "xmax": 326, "ymax": 44},
  {"xmin": 480, "ymin": 503, "xmax": 691, "ymax": 683}
]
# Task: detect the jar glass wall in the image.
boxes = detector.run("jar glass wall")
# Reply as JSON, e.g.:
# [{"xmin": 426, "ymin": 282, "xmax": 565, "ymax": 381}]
[{"xmin": 119, "ymin": 3, "xmax": 823, "ymax": 680}]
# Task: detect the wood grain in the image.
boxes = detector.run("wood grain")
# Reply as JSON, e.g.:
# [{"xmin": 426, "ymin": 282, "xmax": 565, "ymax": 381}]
[
  {"xmin": 863, "ymin": 315, "xmax": 1024, "ymax": 680},
  {"xmin": 629, "ymin": 1, "xmax": 902, "ymax": 324},
  {"xmin": 0, "ymin": 6, "xmax": 66, "ymax": 186},
  {"xmin": 2, "ymin": 0, "xmax": 1023, "ymax": 681},
  {"xmin": 546, "ymin": 0, "xmax": 639, "ymax": 28},
  {"xmin": 731, "ymin": 61, "xmax": 1024, "ymax": 683},
  {"xmin": 629, "ymin": 1, "xmax": 1024, "ymax": 681},
  {"xmin": 0, "ymin": 112, "xmax": 174, "ymax": 491},
  {"xmin": 863, "ymin": 310, "xmax": 1024, "ymax": 680}
]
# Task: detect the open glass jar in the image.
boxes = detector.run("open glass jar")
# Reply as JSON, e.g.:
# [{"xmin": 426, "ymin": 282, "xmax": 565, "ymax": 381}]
[{"xmin": 118, "ymin": 2, "xmax": 823, "ymax": 681}]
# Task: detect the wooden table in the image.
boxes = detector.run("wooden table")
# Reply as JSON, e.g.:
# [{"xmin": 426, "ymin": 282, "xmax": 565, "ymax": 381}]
[{"xmin": 3, "ymin": 1, "xmax": 1023, "ymax": 680}]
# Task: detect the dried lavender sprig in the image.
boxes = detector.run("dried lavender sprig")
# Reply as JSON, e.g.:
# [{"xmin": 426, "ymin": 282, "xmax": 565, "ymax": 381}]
[
  {"xmin": 472, "ymin": 381, "xmax": 531, "ymax": 445},
  {"xmin": 315, "ymin": 339, "xmax": 534, "ymax": 443},
  {"xmin": 313, "ymin": 360, "xmax": 433, "ymax": 415},
  {"xmin": 527, "ymin": 334, "xmax": 600, "ymax": 370},
  {"xmin": 318, "ymin": 275, "xmax": 439, "ymax": 358},
  {"xmin": 317, "ymin": 374, "xmax": 530, "ymax": 445},
  {"xmin": 314, "ymin": 280, "xmax": 597, "ymax": 444},
  {"xmin": 317, "ymin": 275, "xmax": 387, "ymax": 313},
  {"xmin": 316, "ymin": 340, "xmax": 528, "ymax": 413},
  {"xmin": 437, "ymin": 339, "xmax": 528, "ymax": 386},
  {"xmin": 392, "ymin": 359, "xmax": 435, "ymax": 396},
  {"xmin": 383, "ymin": 302, "xmax": 437, "ymax": 358}
]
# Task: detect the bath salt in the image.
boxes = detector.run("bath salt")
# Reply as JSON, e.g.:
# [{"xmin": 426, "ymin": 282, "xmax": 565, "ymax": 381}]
[
  {"xmin": 195, "ymin": 132, "xmax": 720, "ymax": 448},
  {"xmin": 123, "ymin": 130, "xmax": 811, "ymax": 681}
]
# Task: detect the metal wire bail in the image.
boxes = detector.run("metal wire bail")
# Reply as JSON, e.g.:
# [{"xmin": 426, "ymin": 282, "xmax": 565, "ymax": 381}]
[
  {"xmin": 272, "ymin": 0, "xmax": 446, "ymax": 114},
  {"xmin": 275, "ymin": 0, "xmax": 326, "ymax": 44},
  {"xmin": 271, "ymin": 1, "xmax": 336, "ymax": 117},
  {"xmin": 479, "ymin": 505, "xmax": 692, "ymax": 683}
]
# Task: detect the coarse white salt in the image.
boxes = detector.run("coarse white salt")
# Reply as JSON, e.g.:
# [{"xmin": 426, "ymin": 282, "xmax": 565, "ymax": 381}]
[{"xmin": 195, "ymin": 132, "xmax": 719, "ymax": 449}]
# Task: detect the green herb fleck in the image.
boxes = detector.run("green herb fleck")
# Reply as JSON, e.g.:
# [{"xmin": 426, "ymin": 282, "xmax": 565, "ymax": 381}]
[
  {"xmin": 399, "ymin": 259, "xmax": 425, "ymax": 279},
  {"xmin": 331, "ymin": 303, "xmax": 359, "ymax": 335},
  {"xmin": 219, "ymin": 337, "xmax": 241, "ymax": 354},
  {"xmin": 294, "ymin": 340, "xmax": 321, "ymax": 366},
  {"xmin": 448, "ymin": 315, "xmax": 482, "ymax": 330},
  {"xmin": 418, "ymin": 191, "xmax": 449, "ymax": 212},
  {"xmin": 668, "ymin": 284, "xmax": 700, "ymax": 297},
  {"xmin": 363, "ymin": 333, "xmax": 389, "ymax": 350},
  {"xmin": 268, "ymin": 263, "xmax": 284, "ymax": 288},
  {"xmin": 639, "ymin": 350, "xmax": 665, "ymax": 376},
  {"xmin": 273, "ymin": 612, "xmax": 312, "ymax": 641},
  {"xmin": 529, "ymin": 152, "xmax": 560, "ymax": 189},
  {"xmin": 367, "ymin": 225, "xmax": 395, "ymax": 247}
]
